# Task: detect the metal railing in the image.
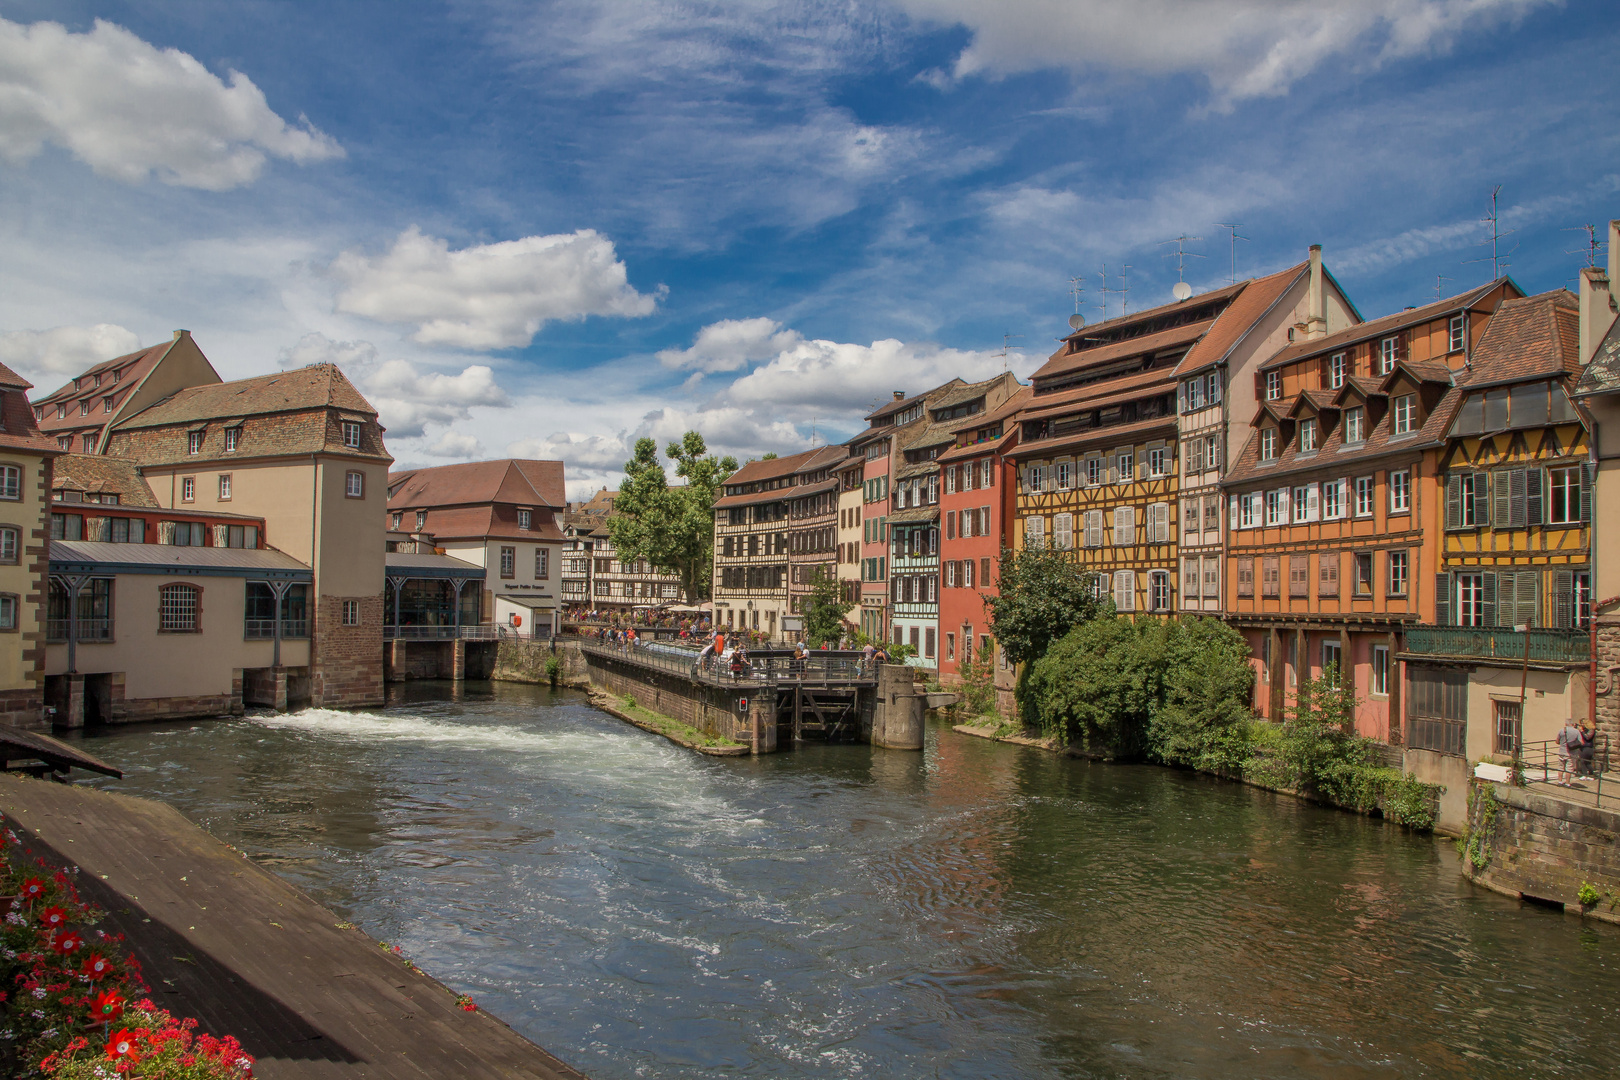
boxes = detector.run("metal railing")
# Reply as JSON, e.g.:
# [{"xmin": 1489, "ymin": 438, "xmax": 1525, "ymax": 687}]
[
  {"xmin": 576, "ymin": 640, "xmax": 875, "ymax": 685},
  {"xmin": 383, "ymin": 623, "xmax": 509, "ymax": 641},
  {"xmin": 1403, "ymin": 627, "xmax": 1590, "ymax": 664},
  {"xmin": 46, "ymin": 618, "xmax": 113, "ymax": 643},
  {"xmin": 243, "ymin": 618, "xmax": 309, "ymax": 640},
  {"xmin": 1518, "ymin": 736, "xmax": 1616, "ymax": 809}
]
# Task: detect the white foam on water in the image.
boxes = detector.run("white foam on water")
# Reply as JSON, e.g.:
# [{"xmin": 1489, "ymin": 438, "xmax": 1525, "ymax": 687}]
[{"xmin": 251, "ymin": 707, "xmax": 620, "ymax": 756}]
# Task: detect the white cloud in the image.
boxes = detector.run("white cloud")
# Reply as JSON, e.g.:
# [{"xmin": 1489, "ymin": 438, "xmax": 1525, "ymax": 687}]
[
  {"xmin": 331, "ymin": 226, "xmax": 661, "ymax": 350},
  {"xmin": 656, "ymin": 317, "xmax": 803, "ymax": 373},
  {"xmin": 507, "ymin": 430, "xmax": 633, "ymax": 472},
  {"xmin": 895, "ymin": 0, "xmax": 1555, "ymax": 105},
  {"xmin": 278, "ymin": 331, "xmax": 511, "ymax": 439},
  {"xmin": 425, "ymin": 430, "xmax": 484, "ymax": 458},
  {"xmin": 0, "ymin": 322, "xmax": 140, "ymax": 390},
  {"xmin": 0, "ymin": 16, "xmax": 342, "ymax": 189}
]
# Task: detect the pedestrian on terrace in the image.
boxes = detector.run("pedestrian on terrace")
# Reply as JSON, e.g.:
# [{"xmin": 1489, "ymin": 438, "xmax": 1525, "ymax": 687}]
[{"xmin": 1556, "ymin": 718, "xmax": 1583, "ymax": 786}]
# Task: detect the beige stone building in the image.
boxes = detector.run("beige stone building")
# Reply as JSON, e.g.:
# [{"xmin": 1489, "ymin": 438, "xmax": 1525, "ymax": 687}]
[
  {"xmin": 0, "ymin": 362, "xmax": 62, "ymax": 727},
  {"xmin": 101, "ymin": 364, "xmax": 390, "ymax": 708},
  {"xmin": 33, "ymin": 331, "xmax": 221, "ymax": 455}
]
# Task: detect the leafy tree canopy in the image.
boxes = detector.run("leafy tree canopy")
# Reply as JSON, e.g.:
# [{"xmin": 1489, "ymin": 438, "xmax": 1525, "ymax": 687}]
[
  {"xmin": 608, "ymin": 432, "xmax": 737, "ymax": 602},
  {"xmin": 983, "ymin": 546, "xmax": 1105, "ymax": 666},
  {"xmin": 799, "ymin": 572, "xmax": 847, "ymax": 647}
]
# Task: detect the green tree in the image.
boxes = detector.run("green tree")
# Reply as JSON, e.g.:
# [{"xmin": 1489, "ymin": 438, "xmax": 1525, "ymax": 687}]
[
  {"xmin": 1148, "ymin": 617, "xmax": 1255, "ymax": 773},
  {"xmin": 1025, "ymin": 616, "xmax": 1167, "ymax": 751},
  {"xmin": 608, "ymin": 432, "xmax": 737, "ymax": 602},
  {"xmin": 799, "ymin": 572, "xmax": 847, "ymax": 646},
  {"xmin": 982, "ymin": 546, "xmax": 1105, "ymax": 667}
]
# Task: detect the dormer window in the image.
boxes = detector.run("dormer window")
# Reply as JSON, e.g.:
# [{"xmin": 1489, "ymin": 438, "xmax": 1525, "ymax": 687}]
[
  {"xmin": 342, "ymin": 420, "xmax": 362, "ymax": 449},
  {"xmin": 1378, "ymin": 337, "xmax": 1398, "ymax": 375},
  {"xmin": 112, "ymin": 369, "xmax": 121, "ymax": 383},
  {"xmin": 1298, "ymin": 418, "xmax": 1318, "ymax": 452},
  {"xmin": 92, "ymin": 374, "xmax": 101, "ymax": 388},
  {"xmin": 56, "ymin": 404, "xmax": 66, "ymax": 420},
  {"xmin": 1329, "ymin": 353, "xmax": 1345, "ymax": 389},
  {"xmin": 518, "ymin": 509, "xmax": 532, "ymax": 530},
  {"xmin": 102, "ymin": 395, "xmax": 116, "ymax": 413},
  {"xmin": 391, "ymin": 512, "xmax": 402, "ymax": 530},
  {"xmin": 1265, "ymin": 371, "xmax": 1281, "ymax": 400},
  {"xmin": 1393, "ymin": 394, "xmax": 1416, "ymax": 435},
  {"xmin": 187, "ymin": 430, "xmax": 204, "ymax": 455},
  {"xmin": 415, "ymin": 510, "xmax": 426, "ymax": 531},
  {"xmin": 79, "ymin": 400, "xmax": 90, "ymax": 416},
  {"xmin": 1344, "ymin": 406, "xmax": 1366, "ymax": 444},
  {"xmin": 1449, "ymin": 314, "xmax": 1465, "ymax": 353},
  {"xmin": 1260, "ymin": 428, "xmax": 1277, "ymax": 461},
  {"xmin": 33, "ymin": 407, "xmax": 42, "ymax": 423},
  {"xmin": 224, "ymin": 426, "xmax": 241, "ymax": 451}
]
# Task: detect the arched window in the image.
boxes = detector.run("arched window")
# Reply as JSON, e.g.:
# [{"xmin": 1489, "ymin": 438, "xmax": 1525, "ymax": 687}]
[{"xmin": 159, "ymin": 584, "xmax": 198, "ymax": 632}]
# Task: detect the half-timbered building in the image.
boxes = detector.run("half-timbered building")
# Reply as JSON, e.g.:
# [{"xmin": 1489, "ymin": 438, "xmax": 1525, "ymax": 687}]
[
  {"xmin": 784, "ymin": 445, "xmax": 848, "ymax": 638},
  {"xmin": 712, "ymin": 448, "xmax": 825, "ymax": 641},
  {"xmin": 835, "ymin": 451, "xmax": 865, "ymax": 622}
]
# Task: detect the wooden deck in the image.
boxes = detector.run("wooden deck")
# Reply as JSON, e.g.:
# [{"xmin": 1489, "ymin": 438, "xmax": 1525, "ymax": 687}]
[{"xmin": 0, "ymin": 774, "xmax": 589, "ymax": 1080}]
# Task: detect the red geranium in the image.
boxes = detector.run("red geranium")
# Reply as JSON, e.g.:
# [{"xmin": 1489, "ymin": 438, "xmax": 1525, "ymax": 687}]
[
  {"xmin": 20, "ymin": 876, "xmax": 46, "ymax": 901},
  {"xmin": 38, "ymin": 904, "xmax": 67, "ymax": 929},
  {"xmin": 89, "ymin": 988, "xmax": 125, "ymax": 1024},
  {"xmin": 53, "ymin": 930, "xmax": 85, "ymax": 956},
  {"xmin": 105, "ymin": 1028, "xmax": 139, "ymax": 1061},
  {"xmin": 81, "ymin": 952, "xmax": 114, "ymax": 979}
]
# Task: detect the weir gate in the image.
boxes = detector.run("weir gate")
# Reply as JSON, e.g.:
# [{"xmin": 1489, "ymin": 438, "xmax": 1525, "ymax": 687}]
[{"xmin": 566, "ymin": 641, "xmax": 936, "ymax": 752}]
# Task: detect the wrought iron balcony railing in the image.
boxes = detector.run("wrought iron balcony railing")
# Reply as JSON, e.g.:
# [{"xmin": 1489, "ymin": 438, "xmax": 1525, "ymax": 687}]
[{"xmin": 1402, "ymin": 626, "xmax": 1590, "ymax": 664}]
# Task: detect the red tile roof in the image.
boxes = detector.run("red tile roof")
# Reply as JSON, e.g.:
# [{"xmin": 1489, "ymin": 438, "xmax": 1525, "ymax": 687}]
[
  {"xmin": 1175, "ymin": 262, "xmax": 1308, "ymax": 375},
  {"xmin": 1458, "ymin": 289, "xmax": 1581, "ymax": 389},
  {"xmin": 117, "ymin": 364, "xmax": 377, "ymax": 428},
  {"xmin": 1032, "ymin": 318, "xmax": 1214, "ymax": 382},
  {"xmin": 388, "ymin": 459, "xmax": 565, "ymax": 511},
  {"xmin": 0, "ymin": 362, "xmax": 60, "ymax": 456},
  {"xmin": 51, "ymin": 454, "xmax": 157, "ymax": 506}
]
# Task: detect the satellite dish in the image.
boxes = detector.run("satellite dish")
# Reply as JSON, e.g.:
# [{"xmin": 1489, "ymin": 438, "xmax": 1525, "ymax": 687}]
[
  {"xmin": 1068, "ymin": 313, "xmax": 1085, "ymax": 330},
  {"xmin": 1172, "ymin": 281, "xmax": 1193, "ymax": 301}
]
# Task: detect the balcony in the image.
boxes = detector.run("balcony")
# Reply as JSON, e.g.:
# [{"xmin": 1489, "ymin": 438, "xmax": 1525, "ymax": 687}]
[
  {"xmin": 383, "ymin": 624, "xmax": 506, "ymax": 640},
  {"xmin": 1402, "ymin": 626, "xmax": 1590, "ymax": 664},
  {"xmin": 46, "ymin": 618, "xmax": 113, "ymax": 643}
]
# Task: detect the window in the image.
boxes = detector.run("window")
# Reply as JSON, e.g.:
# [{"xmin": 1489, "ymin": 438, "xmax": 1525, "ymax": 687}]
[
  {"xmin": 1147, "ymin": 447, "xmax": 1169, "ymax": 477},
  {"xmin": 218, "ymin": 474, "xmax": 232, "ymax": 500},
  {"xmin": 1149, "ymin": 571, "xmax": 1171, "ymax": 612},
  {"xmin": 103, "ymin": 395, "xmax": 115, "ymax": 413},
  {"xmin": 1456, "ymin": 572, "xmax": 1487, "ymax": 626},
  {"xmin": 518, "ymin": 509, "xmax": 532, "ymax": 530},
  {"xmin": 1321, "ymin": 479, "xmax": 1344, "ymax": 520},
  {"xmin": 1388, "ymin": 550, "xmax": 1409, "ymax": 596},
  {"xmin": 1237, "ymin": 557, "xmax": 1254, "ymax": 597},
  {"xmin": 1115, "ymin": 452, "xmax": 1132, "ymax": 483},
  {"xmin": 1318, "ymin": 552, "xmax": 1339, "ymax": 597},
  {"xmin": 79, "ymin": 400, "xmax": 90, "ymax": 416},
  {"xmin": 1447, "ymin": 471, "xmax": 1487, "ymax": 528},
  {"xmin": 57, "ymin": 436, "xmax": 70, "ymax": 452},
  {"xmin": 33, "ymin": 407, "xmax": 42, "ymax": 422},
  {"xmin": 345, "ymin": 471, "xmax": 364, "ymax": 498},
  {"xmin": 1184, "ymin": 377, "xmax": 1205, "ymax": 411},
  {"xmin": 1388, "ymin": 469, "xmax": 1410, "ymax": 513},
  {"xmin": 1148, "ymin": 502, "xmax": 1170, "ymax": 542},
  {"xmin": 1086, "ymin": 457, "xmax": 1102, "ymax": 486},
  {"xmin": 1265, "ymin": 371, "xmax": 1281, "ymax": 400},
  {"xmin": 1112, "ymin": 506, "xmax": 1135, "ymax": 546},
  {"xmin": 0, "ymin": 527, "xmax": 16, "ymax": 563},
  {"xmin": 1025, "ymin": 516, "xmax": 1045, "ymax": 548},
  {"xmin": 1378, "ymin": 336, "xmax": 1398, "ymax": 374},
  {"xmin": 1298, "ymin": 418, "xmax": 1317, "ymax": 452},
  {"xmin": 1449, "ymin": 314, "xmax": 1465, "ymax": 353},
  {"xmin": 1291, "ymin": 486, "xmax": 1310, "ymax": 523},
  {"xmin": 1329, "ymin": 353, "xmax": 1346, "ymax": 389},
  {"xmin": 1055, "ymin": 460, "xmax": 1072, "ymax": 490},
  {"xmin": 82, "ymin": 434, "xmax": 95, "ymax": 453},
  {"xmin": 343, "ymin": 599, "xmax": 360, "ymax": 626},
  {"xmin": 500, "ymin": 546, "xmax": 515, "ymax": 577},
  {"xmin": 1027, "ymin": 465, "xmax": 1046, "ymax": 492},
  {"xmin": 1354, "ymin": 476, "xmax": 1374, "ymax": 517},
  {"xmin": 1259, "ymin": 428, "xmax": 1277, "ymax": 461},
  {"xmin": 1289, "ymin": 555, "xmax": 1309, "ymax": 597},
  {"xmin": 342, "ymin": 420, "xmax": 363, "ymax": 448},
  {"xmin": 187, "ymin": 430, "xmax": 204, "ymax": 455},
  {"xmin": 1262, "ymin": 556, "xmax": 1280, "ymax": 597},
  {"xmin": 391, "ymin": 512, "xmax": 403, "ymax": 530},
  {"xmin": 1264, "ymin": 489, "xmax": 1284, "ymax": 526},
  {"xmin": 1343, "ymin": 406, "xmax": 1366, "ymax": 444},
  {"xmin": 415, "ymin": 510, "xmax": 427, "ymax": 531},
  {"xmin": 1054, "ymin": 512, "xmax": 1073, "ymax": 550},
  {"xmin": 0, "ymin": 465, "xmax": 18, "ymax": 500},
  {"xmin": 159, "ymin": 584, "xmax": 199, "ymax": 632},
  {"xmin": 535, "ymin": 548, "xmax": 550, "ymax": 579},
  {"xmin": 1393, "ymin": 394, "xmax": 1416, "ymax": 435},
  {"xmin": 56, "ymin": 404, "xmax": 66, "ymax": 420},
  {"xmin": 1371, "ymin": 645, "xmax": 1390, "ymax": 696},
  {"xmin": 1354, "ymin": 552, "xmax": 1373, "ymax": 596},
  {"xmin": 980, "ymin": 459, "xmax": 993, "ymax": 488},
  {"xmin": 181, "ymin": 476, "xmax": 195, "ymax": 503},
  {"xmin": 109, "ymin": 517, "xmax": 144, "ymax": 544},
  {"xmin": 1321, "ymin": 640, "xmax": 1342, "ymax": 683},
  {"xmin": 1238, "ymin": 494, "xmax": 1256, "ymax": 528},
  {"xmin": 1113, "ymin": 570, "xmax": 1136, "ymax": 612},
  {"xmin": 1494, "ymin": 700, "xmax": 1521, "ymax": 755},
  {"xmin": 223, "ymin": 524, "xmax": 257, "ymax": 548},
  {"xmin": 224, "ymin": 427, "xmax": 240, "ymax": 452},
  {"xmin": 0, "ymin": 594, "xmax": 14, "ymax": 631},
  {"xmin": 1548, "ymin": 465, "xmax": 1584, "ymax": 524}
]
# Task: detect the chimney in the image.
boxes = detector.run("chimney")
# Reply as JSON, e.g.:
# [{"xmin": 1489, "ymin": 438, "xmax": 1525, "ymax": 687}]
[
  {"xmin": 1305, "ymin": 245, "xmax": 1327, "ymax": 340},
  {"xmin": 1578, "ymin": 265, "xmax": 1616, "ymax": 364},
  {"xmin": 892, "ymin": 391, "xmax": 906, "ymax": 401},
  {"xmin": 172, "ymin": 329, "xmax": 188, "ymax": 341}
]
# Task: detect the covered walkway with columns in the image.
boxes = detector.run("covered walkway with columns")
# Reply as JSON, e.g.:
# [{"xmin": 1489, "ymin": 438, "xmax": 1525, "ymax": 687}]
[{"xmin": 383, "ymin": 552, "xmax": 491, "ymax": 682}]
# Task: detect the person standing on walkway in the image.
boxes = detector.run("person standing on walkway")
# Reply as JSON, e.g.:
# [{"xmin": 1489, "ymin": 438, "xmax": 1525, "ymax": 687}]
[{"xmin": 1556, "ymin": 718, "xmax": 1583, "ymax": 786}]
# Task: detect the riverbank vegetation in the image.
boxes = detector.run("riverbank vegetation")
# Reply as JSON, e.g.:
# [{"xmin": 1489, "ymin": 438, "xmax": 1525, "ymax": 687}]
[
  {"xmin": 984, "ymin": 549, "xmax": 1438, "ymax": 831},
  {"xmin": 592, "ymin": 688, "xmax": 749, "ymax": 754}
]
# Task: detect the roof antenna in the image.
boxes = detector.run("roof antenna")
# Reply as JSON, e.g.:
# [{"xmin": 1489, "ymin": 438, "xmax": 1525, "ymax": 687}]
[
  {"xmin": 1160, "ymin": 235, "xmax": 1204, "ymax": 301},
  {"xmin": 1214, "ymin": 223, "xmax": 1248, "ymax": 285},
  {"xmin": 997, "ymin": 333, "xmax": 1023, "ymax": 373},
  {"xmin": 1468, "ymin": 185, "xmax": 1516, "ymax": 280},
  {"xmin": 1121, "ymin": 264, "xmax": 1133, "ymax": 314},
  {"xmin": 1098, "ymin": 263, "xmax": 1119, "ymax": 320},
  {"xmin": 1068, "ymin": 276, "xmax": 1086, "ymax": 330},
  {"xmin": 1434, "ymin": 273, "xmax": 1451, "ymax": 302},
  {"xmin": 1564, "ymin": 223, "xmax": 1605, "ymax": 268}
]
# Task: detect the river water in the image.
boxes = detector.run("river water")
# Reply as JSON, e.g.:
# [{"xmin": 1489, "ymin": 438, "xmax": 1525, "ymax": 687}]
[{"xmin": 73, "ymin": 681, "xmax": 1616, "ymax": 1079}]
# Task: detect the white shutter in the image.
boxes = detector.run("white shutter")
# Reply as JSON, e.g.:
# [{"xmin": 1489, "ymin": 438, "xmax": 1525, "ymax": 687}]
[
  {"xmin": 1114, "ymin": 570, "xmax": 1136, "ymax": 611},
  {"xmin": 1229, "ymin": 495, "xmax": 1240, "ymax": 530},
  {"xmin": 1055, "ymin": 512, "xmax": 1073, "ymax": 550},
  {"xmin": 1177, "ymin": 382, "xmax": 1187, "ymax": 413},
  {"xmin": 1306, "ymin": 483, "xmax": 1320, "ymax": 522},
  {"xmin": 1278, "ymin": 487, "xmax": 1291, "ymax": 521}
]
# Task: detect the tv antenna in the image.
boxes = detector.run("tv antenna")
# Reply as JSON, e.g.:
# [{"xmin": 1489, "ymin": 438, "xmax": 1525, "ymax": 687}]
[
  {"xmin": 1564, "ymin": 223, "xmax": 1605, "ymax": 268},
  {"xmin": 1214, "ymin": 223, "xmax": 1248, "ymax": 284},
  {"xmin": 996, "ymin": 333, "xmax": 1023, "ymax": 372},
  {"xmin": 1161, "ymin": 235, "xmax": 1204, "ymax": 301},
  {"xmin": 1434, "ymin": 273, "xmax": 1451, "ymax": 302},
  {"xmin": 1467, "ymin": 185, "xmax": 1516, "ymax": 279},
  {"xmin": 1121, "ymin": 264, "xmax": 1133, "ymax": 314},
  {"xmin": 1068, "ymin": 276, "xmax": 1086, "ymax": 330}
]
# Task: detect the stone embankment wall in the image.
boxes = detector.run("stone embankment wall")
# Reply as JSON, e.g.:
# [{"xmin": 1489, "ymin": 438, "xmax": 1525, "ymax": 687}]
[
  {"xmin": 582, "ymin": 648, "xmax": 774, "ymax": 751},
  {"xmin": 1465, "ymin": 780, "xmax": 1620, "ymax": 924},
  {"xmin": 492, "ymin": 639, "xmax": 589, "ymax": 686}
]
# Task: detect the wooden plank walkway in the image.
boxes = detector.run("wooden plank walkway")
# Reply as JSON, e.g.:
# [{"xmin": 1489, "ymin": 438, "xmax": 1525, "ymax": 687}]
[{"xmin": 0, "ymin": 774, "xmax": 590, "ymax": 1080}]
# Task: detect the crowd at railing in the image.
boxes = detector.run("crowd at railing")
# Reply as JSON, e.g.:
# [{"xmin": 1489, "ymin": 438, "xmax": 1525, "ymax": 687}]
[{"xmin": 573, "ymin": 631, "xmax": 883, "ymax": 684}]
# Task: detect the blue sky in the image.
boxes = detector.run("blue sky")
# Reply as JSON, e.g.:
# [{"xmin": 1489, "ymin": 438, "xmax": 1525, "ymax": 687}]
[{"xmin": 0, "ymin": 0, "xmax": 1615, "ymax": 496}]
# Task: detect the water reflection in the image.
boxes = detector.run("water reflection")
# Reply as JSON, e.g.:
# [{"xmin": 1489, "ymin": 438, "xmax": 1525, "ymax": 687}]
[{"xmin": 72, "ymin": 682, "xmax": 1617, "ymax": 1080}]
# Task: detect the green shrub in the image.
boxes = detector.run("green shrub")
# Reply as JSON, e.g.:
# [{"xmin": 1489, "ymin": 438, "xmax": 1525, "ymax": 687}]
[
  {"xmin": 1579, "ymin": 881, "xmax": 1601, "ymax": 908},
  {"xmin": 1024, "ymin": 616, "xmax": 1166, "ymax": 752},
  {"xmin": 1148, "ymin": 617, "xmax": 1255, "ymax": 774},
  {"xmin": 544, "ymin": 654, "xmax": 563, "ymax": 685}
]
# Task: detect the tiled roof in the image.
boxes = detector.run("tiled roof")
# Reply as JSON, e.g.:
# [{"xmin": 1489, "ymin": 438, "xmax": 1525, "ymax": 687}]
[
  {"xmin": 410, "ymin": 504, "xmax": 563, "ymax": 542},
  {"xmin": 792, "ymin": 445, "xmax": 850, "ymax": 477},
  {"xmin": 1033, "ymin": 319, "xmax": 1214, "ymax": 382},
  {"xmin": 864, "ymin": 378, "xmax": 962, "ymax": 421},
  {"xmin": 894, "ymin": 459, "xmax": 941, "ymax": 481},
  {"xmin": 950, "ymin": 386, "xmax": 1031, "ymax": 433},
  {"xmin": 724, "ymin": 446, "xmax": 830, "ymax": 487},
  {"xmin": 1056, "ymin": 281, "xmax": 1246, "ymax": 348},
  {"xmin": 1258, "ymin": 278, "xmax": 1514, "ymax": 373},
  {"xmin": 115, "ymin": 364, "xmax": 377, "ymax": 428},
  {"xmin": 1386, "ymin": 358, "xmax": 1458, "ymax": 388},
  {"xmin": 1457, "ymin": 290, "xmax": 1580, "ymax": 390},
  {"xmin": 888, "ymin": 506, "xmax": 940, "ymax": 525},
  {"xmin": 1175, "ymin": 262, "xmax": 1308, "ymax": 375},
  {"xmin": 900, "ymin": 419, "xmax": 959, "ymax": 452},
  {"xmin": 388, "ymin": 459, "xmax": 564, "ymax": 511},
  {"xmin": 1020, "ymin": 371, "xmax": 1178, "ymax": 422},
  {"xmin": 0, "ymin": 360, "xmax": 31, "ymax": 392},
  {"xmin": 1226, "ymin": 385, "xmax": 1457, "ymax": 486},
  {"xmin": 34, "ymin": 342, "xmax": 171, "ymax": 407},
  {"xmin": 1576, "ymin": 312, "xmax": 1620, "ymax": 398},
  {"xmin": 937, "ymin": 428, "xmax": 1016, "ymax": 464},
  {"xmin": 1008, "ymin": 414, "xmax": 1177, "ymax": 461},
  {"xmin": 0, "ymin": 363, "xmax": 60, "ymax": 455},
  {"xmin": 51, "ymin": 455, "xmax": 157, "ymax": 507},
  {"xmin": 788, "ymin": 477, "xmax": 840, "ymax": 500},
  {"xmin": 1290, "ymin": 389, "xmax": 1339, "ymax": 413}
]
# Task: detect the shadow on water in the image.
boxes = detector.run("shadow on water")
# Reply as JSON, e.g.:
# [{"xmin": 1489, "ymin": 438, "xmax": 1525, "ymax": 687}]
[{"xmin": 67, "ymin": 683, "xmax": 1620, "ymax": 1080}]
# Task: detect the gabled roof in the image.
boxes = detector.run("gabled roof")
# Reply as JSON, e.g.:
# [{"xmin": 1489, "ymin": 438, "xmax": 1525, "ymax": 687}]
[
  {"xmin": 409, "ymin": 504, "xmax": 564, "ymax": 542},
  {"xmin": 0, "ymin": 360, "xmax": 31, "ymax": 392},
  {"xmin": 937, "ymin": 427, "xmax": 1016, "ymax": 464},
  {"xmin": 388, "ymin": 459, "xmax": 564, "ymax": 511},
  {"xmin": 1227, "ymin": 383, "xmax": 1459, "ymax": 486},
  {"xmin": 724, "ymin": 445, "xmax": 831, "ymax": 487},
  {"xmin": 1458, "ymin": 289, "xmax": 1580, "ymax": 390},
  {"xmin": 34, "ymin": 341, "xmax": 172, "ymax": 406},
  {"xmin": 865, "ymin": 379, "xmax": 962, "ymax": 422},
  {"xmin": 950, "ymin": 385, "xmax": 1031, "ymax": 433},
  {"xmin": 0, "ymin": 361, "xmax": 59, "ymax": 455},
  {"xmin": 791, "ymin": 445, "xmax": 849, "ymax": 477},
  {"xmin": 1259, "ymin": 277, "xmax": 1516, "ymax": 372},
  {"xmin": 1175, "ymin": 262, "xmax": 1311, "ymax": 376},
  {"xmin": 1033, "ymin": 319, "xmax": 1214, "ymax": 382},
  {"xmin": 52, "ymin": 455, "xmax": 158, "ymax": 507},
  {"xmin": 115, "ymin": 364, "xmax": 376, "ymax": 428}
]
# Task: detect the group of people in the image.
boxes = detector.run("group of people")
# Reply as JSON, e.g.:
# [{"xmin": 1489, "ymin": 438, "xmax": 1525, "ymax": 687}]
[{"xmin": 1555, "ymin": 718, "xmax": 1602, "ymax": 786}]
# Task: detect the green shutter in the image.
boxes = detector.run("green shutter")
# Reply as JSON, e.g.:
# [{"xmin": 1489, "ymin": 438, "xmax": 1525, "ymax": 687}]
[
  {"xmin": 1473, "ymin": 471, "xmax": 1491, "ymax": 526},
  {"xmin": 1446, "ymin": 474, "xmax": 1462, "ymax": 530},
  {"xmin": 1526, "ymin": 469, "xmax": 1543, "ymax": 526},
  {"xmin": 1481, "ymin": 572, "xmax": 1496, "ymax": 627}
]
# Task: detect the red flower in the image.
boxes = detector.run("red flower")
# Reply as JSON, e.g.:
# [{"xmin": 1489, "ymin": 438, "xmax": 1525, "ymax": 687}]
[
  {"xmin": 38, "ymin": 904, "xmax": 67, "ymax": 929},
  {"xmin": 89, "ymin": 988, "xmax": 125, "ymax": 1023},
  {"xmin": 20, "ymin": 877, "xmax": 46, "ymax": 901},
  {"xmin": 105, "ymin": 1028, "xmax": 139, "ymax": 1061},
  {"xmin": 81, "ymin": 952, "xmax": 113, "ymax": 980},
  {"xmin": 53, "ymin": 930, "xmax": 85, "ymax": 956}
]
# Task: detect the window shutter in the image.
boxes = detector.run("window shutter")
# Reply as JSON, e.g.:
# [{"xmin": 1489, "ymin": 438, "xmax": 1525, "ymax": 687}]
[
  {"xmin": 1278, "ymin": 487, "xmax": 1291, "ymax": 520},
  {"xmin": 1445, "ymin": 474, "xmax": 1462, "ymax": 530},
  {"xmin": 1481, "ymin": 572, "xmax": 1497, "ymax": 627},
  {"xmin": 1526, "ymin": 468, "xmax": 1543, "ymax": 526},
  {"xmin": 1210, "ymin": 373, "xmax": 1222, "ymax": 403},
  {"xmin": 1472, "ymin": 471, "xmax": 1490, "ymax": 527},
  {"xmin": 1435, "ymin": 573, "xmax": 1451, "ymax": 626},
  {"xmin": 1492, "ymin": 470, "xmax": 1511, "ymax": 527},
  {"xmin": 1087, "ymin": 510, "xmax": 1103, "ymax": 548},
  {"xmin": 1114, "ymin": 570, "xmax": 1135, "ymax": 611},
  {"xmin": 1581, "ymin": 462, "xmax": 1593, "ymax": 522},
  {"xmin": 945, "ymin": 512, "xmax": 955, "ymax": 540},
  {"xmin": 1306, "ymin": 483, "xmax": 1319, "ymax": 522},
  {"xmin": 1495, "ymin": 572, "xmax": 1517, "ymax": 628},
  {"xmin": 1509, "ymin": 468, "xmax": 1527, "ymax": 528},
  {"xmin": 1517, "ymin": 570, "xmax": 1539, "ymax": 628},
  {"xmin": 1554, "ymin": 568, "xmax": 1574, "ymax": 628},
  {"xmin": 1177, "ymin": 383, "xmax": 1187, "ymax": 413},
  {"xmin": 1229, "ymin": 495, "xmax": 1240, "ymax": 530},
  {"xmin": 1319, "ymin": 551, "xmax": 1339, "ymax": 597}
]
